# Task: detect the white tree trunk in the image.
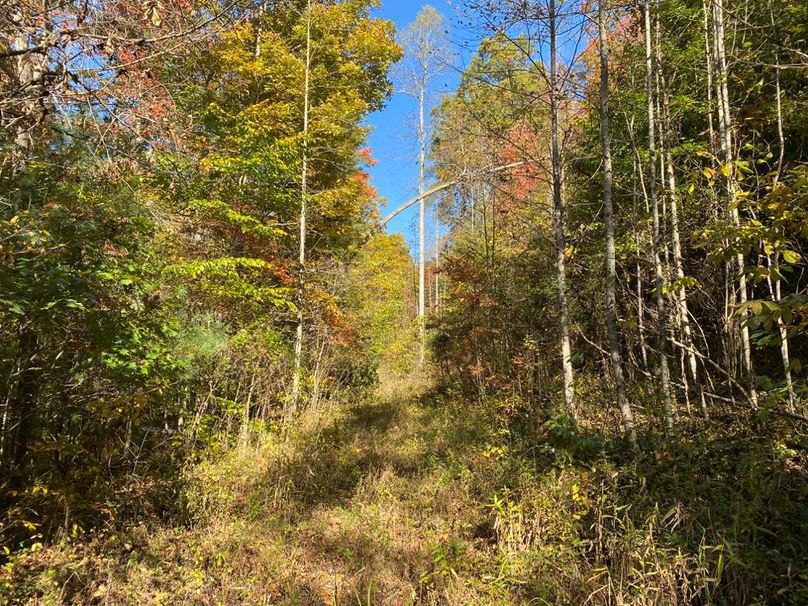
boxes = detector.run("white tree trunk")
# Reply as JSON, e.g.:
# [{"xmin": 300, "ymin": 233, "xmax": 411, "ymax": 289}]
[
  {"xmin": 768, "ymin": 0, "xmax": 795, "ymax": 411},
  {"xmin": 418, "ymin": 83, "xmax": 427, "ymax": 367},
  {"xmin": 598, "ymin": 0, "xmax": 636, "ymax": 446},
  {"xmin": 291, "ymin": 0, "xmax": 312, "ymax": 413},
  {"xmin": 549, "ymin": 0, "xmax": 576, "ymax": 415},
  {"xmin": 644, "ymin": 0, "xmax": 674, "ymax": 431},
  {"xmin": 661, "ymin": 81, "xmax": 708, "ymax": 417},
  {"xmin": 712, "ymin": 0, "xmax": 757, "ymax": 406}
]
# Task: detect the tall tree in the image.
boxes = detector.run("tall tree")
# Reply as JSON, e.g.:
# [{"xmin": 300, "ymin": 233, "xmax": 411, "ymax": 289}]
[
  {"xmin": 291, "ymin": 0, "xmax": 313, "ymax": 412},
  {"xmin": 548, "ymin": 0, "xmax": 577, "ymax": 415},
  {"xmin": 711, "ymin": 0, "xmax": 757, "ymax": 406},
  {"xmin": 598, "ymin": 0, "xmax": 636, "ymax": 445},
  {"xmin": 396, "ymin": 5, "xmax": 450, "ymax": 368},
  {"xmin": 643, "ymin": 0, "xmax": 674, "ymax": 431}
]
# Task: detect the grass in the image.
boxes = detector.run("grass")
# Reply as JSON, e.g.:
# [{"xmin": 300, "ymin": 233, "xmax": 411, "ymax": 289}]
[{"xmin": 2, "ymin": 374, "xmax": 807, "ymax": 605}]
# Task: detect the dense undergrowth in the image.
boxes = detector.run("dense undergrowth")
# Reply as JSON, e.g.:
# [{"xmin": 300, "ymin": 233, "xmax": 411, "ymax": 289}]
[{"xmin": 2, "ymin": 374, "xmax": 806, "ymax": 605}]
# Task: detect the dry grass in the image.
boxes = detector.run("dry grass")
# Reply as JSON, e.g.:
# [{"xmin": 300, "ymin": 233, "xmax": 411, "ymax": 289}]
[{"xmin": 2, "ymin": 377, "xmax": 806, "ymax": 605}]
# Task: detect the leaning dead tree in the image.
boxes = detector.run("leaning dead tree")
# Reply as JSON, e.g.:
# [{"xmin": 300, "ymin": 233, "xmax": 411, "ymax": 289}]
[{"xmin": 379, "ymin": 161, "xmax": 534, "ymax": 228}]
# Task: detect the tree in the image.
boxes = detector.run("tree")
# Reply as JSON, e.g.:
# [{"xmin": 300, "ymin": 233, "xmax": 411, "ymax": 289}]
[
  {"xmin": 395, "ymin": 5, "xmax": 451, "ymax": 368},
  {"xmin": 0, "ymin": 0, "xmax": 400, "ymax": 538},
  {"xmin": 711, "ymin": 0, "xmax": 757, "ymax": 407},
  {"xmin": 643, "ymin": 0, "xmax": 675, "ymax": 431},
  {"xmin": 597, "ymin": 0, "xmax": 636, "ymax": 446},
  {"xmin": 547, "ymin": 0, "xmax": 577, "ymax": 415},
  {"xmin": 291, "ymin": 0, "xmax": 313, "ymax": 412}
]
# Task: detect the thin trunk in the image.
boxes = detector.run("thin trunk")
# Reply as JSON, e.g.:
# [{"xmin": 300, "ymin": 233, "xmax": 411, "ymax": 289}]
[
  {"xmin": 549, "ymin": 0, "xmax": 576, "ymax": 415},
  {"xmin": 291, "ymin": 0, "xmax": 312, "ymax": 413},
  {"xmin": 702, "ymin": 0, "xmax": 717, "ymax": 160},
  {"xmin": 712, "ymin": 3, "xmax": 735, "ymax": 375},
  {"xmin": 767, "ymin": 254, "xmax": 796, "ymax": 411},
  {"xmin": 470, "ymin": 184, "xmax": 476, "ymax": 233},
  {"xmin": 632, "ymin": 162, "xmax": 649, "ymax": 370},
  {"xmin": 661, "ymin": 80, "xmax": 708, "ymax": 417},
  {"xmin": 626, "ymin": 114, "xmax": 651, "ymax": 371},
  {"xmin": 768, "ymin": 0, "xmax": 795, "ymax": 411},
  {"xmin": 599, "ymin": 0, "xmax": 636, "ymax": 446},
  {"xmin": 713, "ymin": 0, "xmax": 757, "ymax": 406},
  {"xmin": 254, "ymin": 1, "xmax": 265, "ymax": 58},
  {"xmin": 418, "ymin": 82, "xmax": 427, "ymax": 367},
  {"xmin": 2, "ymin": 5, "xmax": 42, "ymax": 482},
  {"xmin": 434, "ymin": 214, "xmax": 441, "ymax": 317},
  {"xmin": 644, "ymin": 0, "xmax": 674, "ymax": 432}
]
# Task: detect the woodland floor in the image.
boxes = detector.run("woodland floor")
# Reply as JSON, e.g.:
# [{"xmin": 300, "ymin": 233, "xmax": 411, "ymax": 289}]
[{"xmin": 2, "ymin": 376, "xmax": 807, "ymax": 605}]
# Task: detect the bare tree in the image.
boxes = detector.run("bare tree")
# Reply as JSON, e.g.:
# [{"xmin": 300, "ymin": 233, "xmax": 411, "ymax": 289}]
[
  {"xmin": 395, "ymin": 5, "xmax": 451, "ymax": 368},
  {"xmin": 598, "ymin": 0, "xmax": 636, "ymax": 446},
  {"xmin": 643, "ymin": 0, "xmax": 674, "ymax": 431},
  {"xmin": 547, "ymin": 0, "xmax": 576, "ymax": 415}
]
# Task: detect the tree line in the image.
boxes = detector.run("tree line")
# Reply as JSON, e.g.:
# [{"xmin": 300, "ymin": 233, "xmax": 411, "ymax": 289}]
[
  {"xmin": 426, "ymin": 0, "xmax": 807, "ymax": 444},
  {"xmin": 0, "ymin": 0, "xmax": 411, "ymax": 550}
]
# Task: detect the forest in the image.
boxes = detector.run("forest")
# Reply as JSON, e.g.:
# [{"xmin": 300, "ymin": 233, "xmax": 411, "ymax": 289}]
[{"xmin": 0, "ymin": 0, "xmax": 807, "ymax": 604}]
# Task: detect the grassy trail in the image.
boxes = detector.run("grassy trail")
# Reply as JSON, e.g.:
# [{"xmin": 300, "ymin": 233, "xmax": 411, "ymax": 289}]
[{"xmin": 4, "ymin": 377, "xmax": 807, "ymax": 605}]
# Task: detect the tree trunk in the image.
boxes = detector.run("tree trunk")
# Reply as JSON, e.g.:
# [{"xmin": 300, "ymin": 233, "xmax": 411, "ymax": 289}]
[
  {"xmin": 644, "ymin": 0, "xmax": 674, "ymax": 432},
  {"xmin": 549, "ymin": 0, "xmax": 576, "ymax": 415},
  {"xmin": 712, "ymin": 0, "xmax": 757, "ymax": 406},
  {"xmin": 291, "ymin": 0, "xmax": 312, "ymax": 413},
  {"xmin": 768, "ymin": 0, "xmax": 795, "ymax": 411},
  {"xmin": 418, "ymin": 83, "xmax": 427, "ymax": 367},
  {"xmin": 434, "ymin": 212, "xmax": 441, "ymax": 317},
  {"xmin": 599, "ymin": 0, "xmax": 636, "ymax": 446},
  {"xmin": 633, "ymin": 163, "xmax": 650, "ymax": 371},
  {"xmin": 702, "ymin": 0, "xmax": 717, "ymax": 160},
  {"xmin": 661, "ymin": 79, "xmax": 708, "ymax": 417},
  {"xmin": 2, "ymin": 5, "xmax": 44, "ymax": 483}
]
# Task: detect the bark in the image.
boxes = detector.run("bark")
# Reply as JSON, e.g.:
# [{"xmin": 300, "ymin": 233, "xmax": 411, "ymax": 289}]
[
  {"xmin": 644, "ymin": 0, "xmax": 675, "ymax": 431},
  {"xmin": 434, "ymin": 224, "xmax": 441, "ymax": 318},
  {"xmin": 712, "ymin": 0, "xmax": 758, "ymax": 406},
  {"xmin": 291, "ymin": 0, "xmax": 312, "ymax": 413},
  {"xmin": 254, "ymin": 1, "xmax": 265, "ymax": 58},
  {"xmin": 626, "ymin": 114, "xmax": 651, "ymax": 371},
  {"xmin": 661, "ymin": 80, "xmax": 708, "ymax": 417},
  {"xmin": 2, "ymin": 5, "xmax": 44, "ymax": 481},
  {"xmin": 633, "ymin": 164, "xmax": 649, "ymax": 371},
  {"xmin": 418, "ymin": 82, "xmax": 427, "ymax": 367},
  {"xmin": 599, "ymin": 0, "xmax": 636, "ymax": 446},
  {"xmin": 702, "ymin": 0, "xmax": 717, "ymax": 160},
  {"xmin": 767, "ymin": 0, "xmax": 795, "ymax": 411},
  {"xmin": 549, "ymin": 0, "xmax": 576, "ymax": 415}
]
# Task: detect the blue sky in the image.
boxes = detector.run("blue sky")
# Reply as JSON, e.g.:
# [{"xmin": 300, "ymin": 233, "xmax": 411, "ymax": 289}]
[{"xmin": 366, "ymin": 1, "xmax": 470, "ymax": 248}]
